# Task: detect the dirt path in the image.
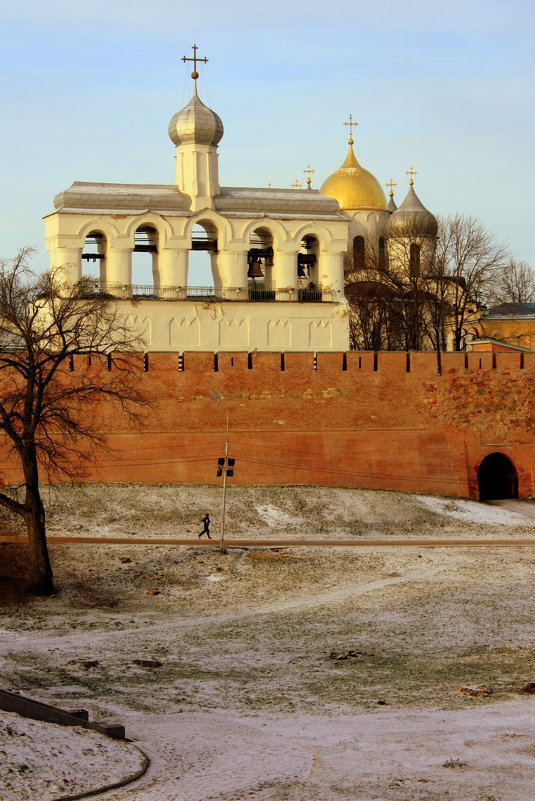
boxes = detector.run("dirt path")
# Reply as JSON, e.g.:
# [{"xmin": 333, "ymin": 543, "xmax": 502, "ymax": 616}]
[{"xmin": 3, "ymin": 534, "xmax": 535, "ymax": 547}]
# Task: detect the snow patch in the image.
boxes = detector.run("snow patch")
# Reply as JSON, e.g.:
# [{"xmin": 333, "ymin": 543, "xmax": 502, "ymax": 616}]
[
  {"xmin": 416, "ymin": 495, "xmax": 527, "ymax": 525},
  {"xmin": 254, "ymin": 504, "xmax": 299, "ymax": 527},
  {"xmin": 0, "ymin": 711, "xmax": 144, "ymax": 801}
]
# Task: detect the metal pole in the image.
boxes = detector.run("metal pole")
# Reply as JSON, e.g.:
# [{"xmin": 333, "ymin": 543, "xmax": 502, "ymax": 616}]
[{"xmin": 219, "ymin": 405, "xmax": 229, "ymax": 554}]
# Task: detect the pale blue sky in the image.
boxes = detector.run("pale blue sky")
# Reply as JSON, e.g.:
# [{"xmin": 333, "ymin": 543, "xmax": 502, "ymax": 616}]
[{"xmin": 1, "ymin": 0, "xmax": 533, "ymax": 280}]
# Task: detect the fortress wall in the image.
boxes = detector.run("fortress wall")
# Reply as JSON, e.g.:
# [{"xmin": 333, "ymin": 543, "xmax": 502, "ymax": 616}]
[{"xmin": 0, "ymin": 351, "xmax": 533, "ymax": 498}]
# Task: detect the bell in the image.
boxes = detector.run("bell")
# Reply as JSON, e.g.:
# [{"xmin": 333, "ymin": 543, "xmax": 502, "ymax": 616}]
[{"xmin": 247, "ymin": 259, "xmax": 264, "ymax": 278}]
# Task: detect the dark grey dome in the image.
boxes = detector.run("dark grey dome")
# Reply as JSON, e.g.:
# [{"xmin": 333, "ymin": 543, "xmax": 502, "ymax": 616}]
[{"xmin": 386, "ymin": 185, "xmax": 438, "ymax": 237}]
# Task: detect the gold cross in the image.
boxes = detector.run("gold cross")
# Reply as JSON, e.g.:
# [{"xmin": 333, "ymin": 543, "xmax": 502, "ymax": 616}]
[
  {"xmin": 291, "ymin": 180, "xmax": 302, "ymax": 189},
  {"xmin": 406, "ymin": 167, "xmax": 418, "ymax": 185},
  {"xmin": 303, "ymin": 164, "xmax": 315, "ymax": 188},
  {"xmin": 385, "ymin": 178, "xmax": 397, "ymax": 197},
  {"xmin": 343, "ymin": 114, "xmax": 359, "ymax": 142},
  {"xmin": 182, "ymin": 44, "xmax": 208, "ymax": 80}
]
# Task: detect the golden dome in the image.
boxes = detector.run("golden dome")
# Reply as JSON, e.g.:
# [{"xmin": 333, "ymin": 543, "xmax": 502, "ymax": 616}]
[{"xmin": 320, "ymin": 143, "xmax": 387, "ymax": 211}]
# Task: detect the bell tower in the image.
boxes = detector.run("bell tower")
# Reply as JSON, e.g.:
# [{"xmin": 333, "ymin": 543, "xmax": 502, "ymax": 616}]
[{"xmin": 168, "ymin": 46, "xmax": 224, "ymax": 211}]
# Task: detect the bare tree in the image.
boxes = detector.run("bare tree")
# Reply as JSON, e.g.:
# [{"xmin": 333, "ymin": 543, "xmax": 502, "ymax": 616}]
[
  {"xmin": 345, "ymin": 215, "xmax": 511, "ymax": 354},
  {"xmin": 488, "ymin": 259, "xmax": 535, "ymax": 304},
  {"xmin": 0, "ymin": 249, "xmax": 145, "ymax": 595},
  {"xmin": 345, "ymin": 223, "xmax": 438, "ymax": 352},
  {"xmin": 434, "ymin": 214, "xmax": 509, "ymax": 351}
]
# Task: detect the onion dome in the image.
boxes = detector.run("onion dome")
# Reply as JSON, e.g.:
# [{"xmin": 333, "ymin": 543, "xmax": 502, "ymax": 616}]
[
  {"xmin": 386, "ymin": 184, "xmax": 438, "ymax": 237},
  {"xmin": 321, "ymin": 140, "xmax": 387, "ymax": 211},
  {"xmin": 388, "ymin": 194, "xmax": 397, "ymax": 212},
  {"xmin": 168, "ymin": 91, "xmax": 224, "ymax": 147}
]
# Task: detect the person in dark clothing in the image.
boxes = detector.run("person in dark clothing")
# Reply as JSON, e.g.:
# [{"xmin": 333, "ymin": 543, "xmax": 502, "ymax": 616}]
[{"xmin": 199, "ymin": 513, "xmax": 211, "ymax": 539}]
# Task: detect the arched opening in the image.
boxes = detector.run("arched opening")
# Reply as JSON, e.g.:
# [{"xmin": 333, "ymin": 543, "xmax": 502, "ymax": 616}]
[
  {"xmin": 299, "ymin": 235, "xmax": 319, "ymax": 282},
  {"xmin": 409, "ymin": 243, "xmax": 421, "ymax": 277},
  {"xmin": 248, "ymin": 228, "xmax": 274, "ymax": 300},
  {"xmin": 132, "ymin": 226, "xmax": 159, "ymax": 293},
  {"xmin": 353, "ymin": 236, "xmax": 365, "ymax": 271},
  {"xmin": 478, "ymin": 453, "xmax": 519, "ymax": 500},
  {"xmin": 82, "ymin": 231, "xmax": 107, "ymax": 283},
  {"xmin": 190, "ymin": 222, "xmax": 219, "ymax": 289},
  {"xmin": 298, "ymin": 235, "xmax": 320, "ymax": 300}
]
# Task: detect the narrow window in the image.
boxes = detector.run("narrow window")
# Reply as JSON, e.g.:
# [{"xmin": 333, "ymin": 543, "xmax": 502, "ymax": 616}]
[
  {"xmin": 178, "ymin": 353, "xmax": 184, "ymax": 372},
  {"xmin": 353, "ymin": 236, "xmax": 365, "ymax": 271},
  {"xmin": 214, "ymin": 353, "xmax": 219, "ymax": 372},
  {"xmin": 143, "ymin": 353, "xmax": 149, "ymax": 372},
  {"xmin": 378, "ymin": 236, "xmax": 386, "ymax": 272},
  {"xmin": 409, "ymin": 243, "xmax": 421, "ymax": 277}
]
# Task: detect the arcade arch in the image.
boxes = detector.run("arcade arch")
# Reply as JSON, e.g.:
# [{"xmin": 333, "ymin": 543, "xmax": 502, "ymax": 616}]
[
  {"xmin": 132, "ymin": 225, "xmax": 159, "ymax": 289},
  {"xmin": 248, "ymin": 227, "xmax": 274, "ymax": 297},
  {"xmin": 82, "ymin": 231, "xmax": 107, "ymax": 282},
  {"xmin": 190, "ymin": 221, "xmax": 220, "ymax": 288},
  {"xmin": 477, "ymin": 453, "xmax": 518, "ymax": 500},
  {"xmin": 299, "ymin": 235, "xmax": 320, "ymax": 289}
]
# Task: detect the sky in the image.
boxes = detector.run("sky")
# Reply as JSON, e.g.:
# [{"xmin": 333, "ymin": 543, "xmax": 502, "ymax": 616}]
[{"xmin": 1, "ymin": 0, "xmax": 533, "ymax": 283}]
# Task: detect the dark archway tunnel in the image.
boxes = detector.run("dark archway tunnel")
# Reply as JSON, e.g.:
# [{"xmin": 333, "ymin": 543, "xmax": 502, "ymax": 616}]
[{"xmin": 478, "ymin": 453, "xmax": 519, "ymax": 500}]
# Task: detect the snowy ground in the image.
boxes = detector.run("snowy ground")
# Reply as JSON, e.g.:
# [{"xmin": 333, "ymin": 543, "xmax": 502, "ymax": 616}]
[{"xmin": 1, "ymin": 484, "xmax": 535, "ymax": 800}]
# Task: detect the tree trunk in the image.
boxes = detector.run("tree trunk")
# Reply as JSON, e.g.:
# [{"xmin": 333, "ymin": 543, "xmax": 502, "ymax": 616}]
[{"xmin": 23, "ymin": 445, "xmax": 54, "ymax": 596}]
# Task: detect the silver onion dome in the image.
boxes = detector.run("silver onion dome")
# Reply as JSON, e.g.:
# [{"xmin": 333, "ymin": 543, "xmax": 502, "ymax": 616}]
[
  {"xmin": 386, "ymin": 185, "xmax": 438, "ymax": 237},
  {"xmin": 168, "ymin": 93, "xmax": 224, "ymax": 147}
]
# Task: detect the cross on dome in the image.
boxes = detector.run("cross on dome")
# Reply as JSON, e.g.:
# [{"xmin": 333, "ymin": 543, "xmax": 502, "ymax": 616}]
[
  {"xmin": 406, "ymin": 167, "xmax": 418, "ymax": 186},
  {"xmin": 182, "ymin": 44, "xmax": 209, "ymax": 92},
  {"xmin": 343, "ymin": 114, "xmax": 359, "ymax": 144},
  {"xmin": 385, "ymin": 178, "xmax": 397, "ymax": 197},
  {"xmin": 303, "ymin": 165, "xmax": 315, "ymax": 188}
]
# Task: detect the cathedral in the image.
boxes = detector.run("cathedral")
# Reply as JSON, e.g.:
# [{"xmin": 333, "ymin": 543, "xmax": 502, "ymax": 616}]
[{"xmin": 44, "ymin": 48, "xmax": 437, "ymax": 353}]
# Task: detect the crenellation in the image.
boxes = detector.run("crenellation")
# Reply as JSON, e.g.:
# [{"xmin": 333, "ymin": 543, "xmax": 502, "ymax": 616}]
[
  {"xmin": 345, "ymin": 351, "xmax": 375, "ymax": 372},
  {"xmin": 494, "ymin": 352, "xmax": 523, "ymax": 370},
  {"xmin": 374, "ymin": 351, "xmax": 409, "ymax": 377},
  {"xmin": 411, "ymin": 351, "xmax": 440, "ymax": 377},
  {"xmin": 466, "ymin": 352, "xmax": 494, "ymax": 371},
  {"xmin": 316, "ymin": 352, "xmax": 345, "ymax": 373}
]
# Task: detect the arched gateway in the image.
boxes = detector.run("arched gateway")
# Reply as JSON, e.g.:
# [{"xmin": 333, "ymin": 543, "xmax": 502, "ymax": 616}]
[{"xmin": 478, "ymin": 453, "xmax": 519, "ymax": 500}]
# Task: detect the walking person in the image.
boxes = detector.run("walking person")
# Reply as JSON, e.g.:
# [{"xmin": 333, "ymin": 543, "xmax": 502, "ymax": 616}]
[{"xmin": 199, "ymin": 512, "xmax": 211, "ymax": 539}]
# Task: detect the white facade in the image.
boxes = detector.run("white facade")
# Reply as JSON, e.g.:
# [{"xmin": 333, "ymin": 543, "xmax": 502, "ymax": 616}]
[{"xmin": 44, "ymin": 71, "xmax": 436, "ymax": 352}]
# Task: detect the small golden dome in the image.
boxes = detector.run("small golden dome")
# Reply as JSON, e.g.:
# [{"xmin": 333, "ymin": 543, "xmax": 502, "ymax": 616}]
[{"xmin": 321, "ymin": 143, "xmax": 387, "ymax": 211}]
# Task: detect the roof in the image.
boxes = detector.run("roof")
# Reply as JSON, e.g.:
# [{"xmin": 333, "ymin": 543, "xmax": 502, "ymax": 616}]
[
  {"xmin": 482, "ymin": 303, "xmax": 535, "ymax": 320},
  {"xmin": 52, "ymin": 182, "xmax": 343, "ymax": 221}
]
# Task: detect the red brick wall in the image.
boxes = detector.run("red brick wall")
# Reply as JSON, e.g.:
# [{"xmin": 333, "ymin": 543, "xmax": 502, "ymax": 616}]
[{"xmin": 1, "ymin": 351, "xmax": 533, "ymax": 498}]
